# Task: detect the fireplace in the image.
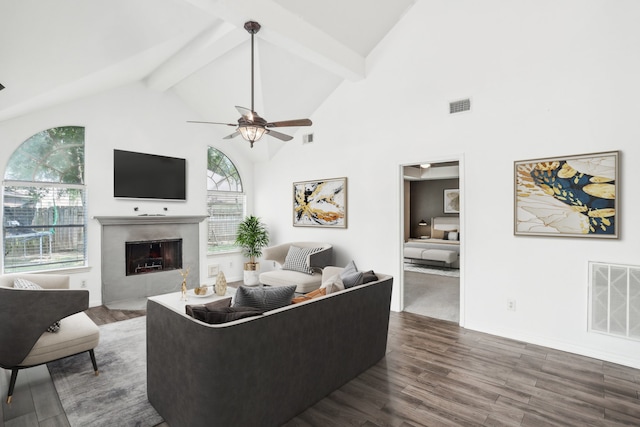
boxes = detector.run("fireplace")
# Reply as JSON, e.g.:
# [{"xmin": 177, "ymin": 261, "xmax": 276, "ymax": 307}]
[
  {"xmin": 95, "ymin": 215, "xmax": 207, "ymax": 305},
  {"xmin": 125, "ymin": 238, "xmax": 182, "ymax": 276}
]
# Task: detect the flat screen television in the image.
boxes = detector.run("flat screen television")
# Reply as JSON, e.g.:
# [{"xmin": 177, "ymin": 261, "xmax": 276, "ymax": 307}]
[{"xmin": 113, "ymin": 149, "xmax": 186, "ymax": 200}]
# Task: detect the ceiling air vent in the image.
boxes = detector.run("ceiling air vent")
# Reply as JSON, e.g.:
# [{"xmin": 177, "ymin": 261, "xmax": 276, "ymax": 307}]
[
  {"xmin": 449, "ymin": 98, "xmax": 470, "ymax": 114},
  {"xmin": 302, "ymin": 133, "xmax": 314, "ymax": 144}
]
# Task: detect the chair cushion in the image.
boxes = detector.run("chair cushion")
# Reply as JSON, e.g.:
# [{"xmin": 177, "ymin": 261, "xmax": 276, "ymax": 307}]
[
  {"xmin": 21, "ymin": 312, "xmax": 99, "ymax": 367},
  {"xmin": 233, "ymin": 285, "xmax": 297, "ymax": 311}
]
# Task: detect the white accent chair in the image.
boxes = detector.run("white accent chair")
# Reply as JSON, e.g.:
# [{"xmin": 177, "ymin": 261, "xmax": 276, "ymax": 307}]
[
  {"xmin": 0, "ymin": 273, "xmax": 100, "ymax": 403},
  {"xmin": 259, "ymin": 242, "xmax": 333, "ymax": 293}
]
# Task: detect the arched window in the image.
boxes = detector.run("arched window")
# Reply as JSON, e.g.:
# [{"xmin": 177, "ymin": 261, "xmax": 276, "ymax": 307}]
[
  {"xmin": 207, "ymin": 147, "xmax": 245, "ymax": 253},
  {"xmin": 3, "ymin": 126, "xmax": 86, "ymax": 272}
]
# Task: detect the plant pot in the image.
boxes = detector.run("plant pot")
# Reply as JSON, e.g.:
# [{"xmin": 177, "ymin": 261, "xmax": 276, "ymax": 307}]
[{"xmin": 243, "ymin": 262, "xmax": 260, "ymax": 286}]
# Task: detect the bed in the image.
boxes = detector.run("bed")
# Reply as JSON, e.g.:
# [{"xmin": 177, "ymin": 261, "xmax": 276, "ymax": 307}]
[{"xmin": 404, "ymin": 217, "xmax": 460, "ymax": 268}]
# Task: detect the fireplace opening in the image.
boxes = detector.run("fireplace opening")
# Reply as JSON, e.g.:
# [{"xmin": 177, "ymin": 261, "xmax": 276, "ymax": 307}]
[{"xmin": 125, "ymin": 238, "xmax": 182, "ymax": 276}]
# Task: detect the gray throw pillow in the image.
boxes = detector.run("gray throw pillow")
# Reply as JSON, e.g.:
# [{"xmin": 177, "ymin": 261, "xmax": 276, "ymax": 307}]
[
  {"xmin": 187, "ymin": 305, "xmax": 263, "ymax": 324},
  {"xmin": 340, "ymin": 260, "xmax": 363, "ymax": 288},
  {"xmin": 13, "ymin": 278, "xmax": 61, "ymax": 333},
  {"xmin": 282, "ymin": 246, "xmax": 322, "ymax": 275},
  {"xmin": 185, "ymin": 297, "xmax": 233, "ymax": 319},
  {"xmin": 361, "ymin": 270, "xmax": 379, "ymax": 284},
  {"xmin": 233, "ymin": 285, "xmax": 297, "ymax": 311}
]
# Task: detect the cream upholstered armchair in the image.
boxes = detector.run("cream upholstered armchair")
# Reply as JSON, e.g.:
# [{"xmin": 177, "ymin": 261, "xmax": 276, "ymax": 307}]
[
  {"xmin": 0, "ymin": 273, "xmax": 100, "ymax": 403},
  {"xmin": 258, "ymin": 242, "xmax": 333, "ymax": 293}
]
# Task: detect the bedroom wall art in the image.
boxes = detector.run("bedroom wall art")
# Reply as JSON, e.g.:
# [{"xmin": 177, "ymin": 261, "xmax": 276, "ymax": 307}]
[
  {"xmin": 514, "ymin": 151, "xmax": 619, "ymax": 238},
  {"xmin": 443, "ymin": 189, "xmax": 460, "ymax": 213},
  {"xmin": 293, "ymin": 177, "xmax": 347, "ymax": 228}
]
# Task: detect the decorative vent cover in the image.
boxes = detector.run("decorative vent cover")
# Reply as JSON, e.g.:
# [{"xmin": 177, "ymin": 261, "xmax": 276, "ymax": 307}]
[
  {"xmin": 589, "ymin": 262, "xmax": 640, "ymax": 341},
  {"xmin": 449, "ymin": 98, "xmax": 470, "ymax": 114}
]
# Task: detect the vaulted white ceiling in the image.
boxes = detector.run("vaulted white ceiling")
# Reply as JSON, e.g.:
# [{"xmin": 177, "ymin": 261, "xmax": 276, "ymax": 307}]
[{"xmin": 0, "ymin": 0, "xmax": 416, "ymax": 157}]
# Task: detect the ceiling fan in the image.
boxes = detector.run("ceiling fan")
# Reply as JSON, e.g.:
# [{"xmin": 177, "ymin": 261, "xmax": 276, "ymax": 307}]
[{"xmin": 188, "ymin": 21, "xmax": 312, "ymax": 148}]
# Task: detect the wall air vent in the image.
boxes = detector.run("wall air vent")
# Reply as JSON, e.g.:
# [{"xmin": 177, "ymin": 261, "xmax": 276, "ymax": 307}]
[
  {"xmin": 589, "ymin": 261, "xmax": 640, "ymax": 341},
  {"xmin": 302, "ymin": 133, "xmax": 314, "ymax": 144},
  {"xmin": 449, "ymin": 98, "xmax": 470, "ymax": 114}
]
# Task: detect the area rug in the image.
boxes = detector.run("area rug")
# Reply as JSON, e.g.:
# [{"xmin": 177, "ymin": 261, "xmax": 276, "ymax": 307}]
[
  {"xmin": 47, "ymin": 316, "xmax": 163, "ymax": 427},
  {"xmin": 404, "ymin": 263, "xmax": 460, "ymax": 277}
]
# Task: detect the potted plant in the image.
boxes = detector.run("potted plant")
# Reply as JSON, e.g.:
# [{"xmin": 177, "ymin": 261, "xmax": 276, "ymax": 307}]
[{"xmin": 235, "ymin": 215, "xmax": 269, "ymax": 285}]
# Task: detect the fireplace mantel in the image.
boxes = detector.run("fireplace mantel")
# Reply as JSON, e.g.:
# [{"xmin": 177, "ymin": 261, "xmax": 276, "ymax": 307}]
[{"xmin": 94, "ymin": 215, "xmax": 208, "ymax": 226}]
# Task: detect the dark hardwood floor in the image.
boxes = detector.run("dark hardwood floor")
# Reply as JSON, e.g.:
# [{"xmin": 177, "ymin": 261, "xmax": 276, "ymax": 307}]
[
  {"xmin": 284, "ymin": 312, "xmax": 640, "ymax": 426},
  {"xmin": 3, "ymin": 307, "xmax": 640, "ymax": 426}
]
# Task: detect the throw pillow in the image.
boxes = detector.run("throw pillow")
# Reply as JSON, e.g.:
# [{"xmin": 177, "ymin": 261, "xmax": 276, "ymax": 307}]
[
  {"xmin": 431, "ymin": 229, "xmax": 445, "ymax": 239},
  {"xmin": 292, "ymin": 287, "xmax": 326, "ymax": 304},
  {"xmin": 447, "ymin": 231, "xmax": 459, "ymax": 241},
  {"xmin": 320, "ymin": 274, "xmax": 345, "ymax": 294},
  {"xmin": 187, "ymin": 306, "xmax": 264, "ymax": 324},
  {"xmin": 282, "ymin": 246, "xmax": 322, "ymax": 275},
  {"xmin": 361, "ymin": 270, "xmax": 379, "ymax": 284},
  {"xmin": 185, "ymin": 297, "xmax": 232, "ymax": 319},
  {"xmin": 340, "ymin": 260, "xmax": 363, "ymax": 288},
  {"xmin": 233, "ymin": 285, "xmax": 297, "ymax": 311},
  {"xmin": 13, "ymin": 278, "xmax": 61, "ymax": 333}
]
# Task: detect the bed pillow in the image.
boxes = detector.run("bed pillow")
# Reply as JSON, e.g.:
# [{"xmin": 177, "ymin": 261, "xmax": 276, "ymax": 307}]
[
  {"xmin": 282, "ymin": 246, "xmax": 322, "ymax": 275},
  {"xmin": 233, "ymin": 285, "xmax": 297, "ymax": 311},
  {"xmin": 446, "ymin": 231, "xmax": 459, "ymax": 241},
  {"xmin": 13, "ymin": 278, "xmax": 61, "ymax": 333},
  {"xmin": 431, "ymin": 229, "xmax": 445, "ymax": 239}
]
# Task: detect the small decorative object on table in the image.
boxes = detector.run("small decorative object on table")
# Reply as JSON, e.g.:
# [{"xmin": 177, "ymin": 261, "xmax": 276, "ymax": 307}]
[
  {"xmin": 215, "ymin": 271, "xmax": 227, "ymax": 296},
  {"xmin": 179, "ymin": 268, "xmax": 190, "ymax": 301}
]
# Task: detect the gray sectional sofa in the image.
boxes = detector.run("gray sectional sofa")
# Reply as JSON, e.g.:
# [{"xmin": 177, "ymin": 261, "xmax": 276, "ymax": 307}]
[{"xmin": 146, "ymin": 267, "xmax": 393, "ymax": 427}]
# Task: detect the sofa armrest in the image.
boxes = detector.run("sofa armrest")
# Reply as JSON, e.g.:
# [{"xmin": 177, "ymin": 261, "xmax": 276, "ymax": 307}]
[{"xmin": 262, "ymin": 243, "xmax": 290, "ymax": 265}]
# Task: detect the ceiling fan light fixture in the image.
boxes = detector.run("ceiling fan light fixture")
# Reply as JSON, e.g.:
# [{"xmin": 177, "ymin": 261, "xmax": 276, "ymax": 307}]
[{"xmin": 239, "ymin": 125, "xmax": 266, "ymax": 147}]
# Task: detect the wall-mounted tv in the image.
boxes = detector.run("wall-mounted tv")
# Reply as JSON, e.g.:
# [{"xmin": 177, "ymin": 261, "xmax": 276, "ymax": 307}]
[{"xmin": 114, "ymin": 149, "xmax": 186, "ymax": 200}]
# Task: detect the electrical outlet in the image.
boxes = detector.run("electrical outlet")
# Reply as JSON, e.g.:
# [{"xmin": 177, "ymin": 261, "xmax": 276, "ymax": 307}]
[
  {"xmin": 81, "ymin": 280, "xmax": 87, "ymax": 288},
  {"xmin": 208, "ymin": 264, "xmax": 219, "ymax": 278},
  {"xmin": 507, "ymin": 299, "xmax": 516, "ymax": 311}
]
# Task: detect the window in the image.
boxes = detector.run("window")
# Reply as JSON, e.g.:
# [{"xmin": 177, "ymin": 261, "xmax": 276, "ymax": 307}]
[
  {"xmin": 3, "ymin": 126, "xmax": 86, "ymax": 272},
  {"xmin": 207, "ymin": 147, "xmax": 245, "ymax": 254}
]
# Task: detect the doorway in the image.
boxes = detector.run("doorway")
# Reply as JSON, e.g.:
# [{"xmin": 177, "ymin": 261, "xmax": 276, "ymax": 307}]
[{"xmin": 400, "ymin": 158, "xmax": 464, "ymax": 325}]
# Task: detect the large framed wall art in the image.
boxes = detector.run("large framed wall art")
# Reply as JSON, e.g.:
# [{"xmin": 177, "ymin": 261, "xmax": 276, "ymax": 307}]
[
  {"xmin": 293, "ymin": 177, "xmax": 347, "ymax": 228},
  {"xmin": 514, "ymin": 151, "xmax": 619, "ymax": 238}
]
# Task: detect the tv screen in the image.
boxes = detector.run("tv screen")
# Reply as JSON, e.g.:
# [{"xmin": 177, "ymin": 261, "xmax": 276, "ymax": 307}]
[{"xmin": 114, "ymin": 150, "xmax": 186, "ymax": 200}]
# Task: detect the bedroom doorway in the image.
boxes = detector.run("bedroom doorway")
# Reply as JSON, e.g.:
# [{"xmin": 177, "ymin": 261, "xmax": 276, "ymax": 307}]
[{"xmin": 401, "ymin": 159, "xmax": 463, "ymax": 325}]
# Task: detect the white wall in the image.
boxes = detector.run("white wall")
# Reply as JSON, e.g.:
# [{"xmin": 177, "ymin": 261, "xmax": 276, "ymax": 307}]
[
  {"xmin": 254, "ymin": 0, "xmax": 640, "ymax": 367},
  {"xmin": 0, "ymin": 82, "xmax": 250, "ymax": 305}
]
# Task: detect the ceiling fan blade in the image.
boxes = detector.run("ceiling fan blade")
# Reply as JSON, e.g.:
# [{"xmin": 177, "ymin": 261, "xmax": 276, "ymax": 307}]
[
  {"xmin": 235, "ymin": 106, "xmax": 254, "ymax": 120},
  {"xmin": 266, "ymin": 129, "xmax": 293, "ymax": 141},
  {"xmin": 223, "ymin": 131, "xmax": 241, "ymax": 140},
  {"xmin": 187, "ymin": 121, "xmax": 236, "ymax": 127},
  {"xmin": 266, "ymin": 119, "xmax": 312, "ymax": 128}
]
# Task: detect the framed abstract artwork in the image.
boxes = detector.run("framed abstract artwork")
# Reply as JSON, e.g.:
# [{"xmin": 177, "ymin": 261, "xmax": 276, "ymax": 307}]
[
  {"xmin": 293, "ymin": 177, "xmax": 347, "ymax": 228},
  {"xmin": 514, "ymin": 151, "xmax": 619, "ymax": 238},
  {"xmin": 444, "ymin": 189, "xmax": 460, "ymax": 213}
]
